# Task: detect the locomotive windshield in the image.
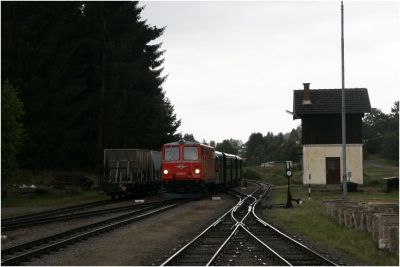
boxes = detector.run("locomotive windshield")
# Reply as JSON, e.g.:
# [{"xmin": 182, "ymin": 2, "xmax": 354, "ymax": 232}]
[
  {"xmin": 183, "ymin": 146, "xmax": 198, "ymax": 161},
  {"xmin": 165, "ymin": 146, "xmax": 179, "ymax": 161}
]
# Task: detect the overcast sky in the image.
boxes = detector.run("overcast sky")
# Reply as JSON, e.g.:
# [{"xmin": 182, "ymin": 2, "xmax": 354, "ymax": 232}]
[{"xmin": 139, "ymin": 1, "xmax": 399, "ymax": 144}]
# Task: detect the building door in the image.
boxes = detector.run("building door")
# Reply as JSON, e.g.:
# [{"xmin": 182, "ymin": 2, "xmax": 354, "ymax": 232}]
[{"xmin": 326, "ymin": 157, "xmax": 340, "ymax": 184}]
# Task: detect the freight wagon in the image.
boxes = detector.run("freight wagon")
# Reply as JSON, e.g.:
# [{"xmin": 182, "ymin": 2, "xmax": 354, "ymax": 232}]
[{"xmin": 100, "ymin": 149, "xmax": 161, "ymax": 199}]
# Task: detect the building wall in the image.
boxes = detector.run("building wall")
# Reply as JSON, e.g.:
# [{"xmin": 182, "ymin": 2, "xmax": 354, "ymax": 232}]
[
  {"xmin": 301, "ymin": 114, "xmax": 363, "ymax": 144},
  {"xmin": 302, "ymin": 144, "xmax": 363, "ymax": 184}
]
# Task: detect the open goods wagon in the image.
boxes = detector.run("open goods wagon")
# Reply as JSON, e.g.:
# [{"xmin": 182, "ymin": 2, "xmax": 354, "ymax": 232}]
[{"xmin": 100, "ymin": 149, "xmax": 161, "ymax": 199}]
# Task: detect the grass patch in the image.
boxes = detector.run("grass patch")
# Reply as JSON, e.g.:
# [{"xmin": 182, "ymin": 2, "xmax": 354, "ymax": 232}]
[
  {"xmin": 1, "ymin": 170, "xmax": 108, "ymax": 218},
  {"xmin": 268, "ymin": 186, "xmax": 398, "ymax": 265},
  {"xmin": 364, "ymin": 158, "xmax": 399, "ymax": 188},
  {"xmin": 2, "ymin": 188, "xmax": 108, "ymax": 208},
  {"xmin": 244, "ymin": 163, "xmax": 302, "ymax": 186},
  {"xmin": 1, "ymin": 188, "xmax": 109, "ymax": 218},
  {"xmin": 5, "ymin": 169, "xmax": 101, "ymax": 188},
  {"xmin": 257, "ymin": 158, "xmax": 399, "ymax": 265}
]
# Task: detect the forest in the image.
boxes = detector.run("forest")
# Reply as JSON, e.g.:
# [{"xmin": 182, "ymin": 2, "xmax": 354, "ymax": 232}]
[
  {"xmin": 214, "ymin": 102, "xmax": 399, "ymax": 166},
  {"xmin": 2, "ymin": 2, "xmax": 181, "ymax": 184},
  {"xmin": 363, "ymin": 102, "xmax": 399, "ymax": 161}
]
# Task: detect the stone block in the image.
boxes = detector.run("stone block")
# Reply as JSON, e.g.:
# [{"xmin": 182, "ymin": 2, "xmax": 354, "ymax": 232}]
[
  {"xmin": 353, "ymin": 209, "xmax": 368, "ymax": 231},
  {"xmin": 371, "ymin": 213, "xmax": 399, "ymax": 241},
  {"xmin": 378, "ymin": 224, "xmax": 398, "ymax": 251},
  {"xmin": 342, "ymin": 207, "xmax": 355, "ymax": 228},
  {"xmin": 364, "ymin": 202, "xmax": 399, "ymax": 214},
  {"xmin": 343, "ymin": 207, "xmax": 368, "ymax": 229},
  {"xmin": 365, "ymin": 211, "xmax": 376, "ymax": 234},
  {"xmin": 388, "ymin": 227, "xmax": 399, "ymax": 255},
  {"xmin": 322, "ymin": 199, "xmax": 399, "ymax": 255},
  {"xmin": 334, "ymin": 203, "xmax": 360, "ymax": 226},
  {"xmin": 322, "ymin": 199, "xmax": 346, "ymax": 218}
]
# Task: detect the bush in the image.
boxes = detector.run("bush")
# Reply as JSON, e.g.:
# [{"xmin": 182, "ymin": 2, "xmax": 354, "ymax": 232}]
[
  {"xmin": 381, "ymin": 132, "xmax": 399, "ymax": 161},
  {"xmin": 243, "ymin": 168, "xmax": 262, "ymax": 180}
]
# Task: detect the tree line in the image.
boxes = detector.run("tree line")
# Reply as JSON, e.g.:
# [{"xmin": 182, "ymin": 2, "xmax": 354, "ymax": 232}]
[
  {"xmin": 244, "ymin": 128, "xmax": 302, "ymax": 165},
  {"xmin": 239, "ymin": 101, "xmax": 399, "ymax": 166},
  {"xmin": 363, "ymin": 101, "xmax": 399, "ymax": 162},
  {"xmin": 182, "ymin": 129, "xmax": 302, "ymax": 165},
  {"xmin": 194, "ymin": 100, "xmax": 399, "ymax": 166},
  {"xmin": 2, "ymin": 2, "xmax": 181, "ymax": 182}
]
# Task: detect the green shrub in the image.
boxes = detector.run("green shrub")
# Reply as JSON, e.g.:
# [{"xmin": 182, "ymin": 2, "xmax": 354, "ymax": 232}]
[{"xmin": 243, "ymin": 167, "xmax": 262, "ymax": 180}]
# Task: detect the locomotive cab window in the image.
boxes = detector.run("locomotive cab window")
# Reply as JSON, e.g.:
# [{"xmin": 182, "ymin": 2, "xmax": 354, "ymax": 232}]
[
  {"xmin": 165, "ymin": 146, "xmax": 179, "ymax": 161},
  {"xmin": 183, "ymin": 146, "xmax": 198, "ymax": 161}
]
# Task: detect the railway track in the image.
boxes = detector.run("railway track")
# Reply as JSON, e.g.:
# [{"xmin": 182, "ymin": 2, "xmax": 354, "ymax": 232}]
[
  {"xmin": 1, "ymin": 199, "xmax": 116, "ymax": 228},
  {"xmin": 248, "ymin": 196, "xmax": 335, "ymax": 266},
  {"xmin": 1, "ymin": 199, "xmax": 185, "ymax": 266},
  {"xmin": 2, "ymin": 199, "xmax": 177, "ymax": 231},
  {"xmin": 162, "ymin": 182, "xmax": 337, "ymax": 266}
]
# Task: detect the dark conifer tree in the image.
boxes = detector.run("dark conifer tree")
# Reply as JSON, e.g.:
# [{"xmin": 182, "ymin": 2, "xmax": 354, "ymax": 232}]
[
  {"xmin": 1, "ymin": 80, "xmax": 25, "ymax": 184},
  {"xmin": 2, "ymin": 1, "xmax": 181, "ymax": 170}
]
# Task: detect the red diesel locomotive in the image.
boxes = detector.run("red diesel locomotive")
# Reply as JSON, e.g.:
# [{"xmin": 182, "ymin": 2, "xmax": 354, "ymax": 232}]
[{"xmin": 161, "ymin": 140, "xmax": 242, "ymax": 193}]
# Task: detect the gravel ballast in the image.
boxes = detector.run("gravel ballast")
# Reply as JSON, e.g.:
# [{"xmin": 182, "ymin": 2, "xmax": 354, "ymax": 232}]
[
  {"xmin": 23, "ymin": 192, "xmax": 237, "ymax": 266},
  {"xmin": 3, "ymin": 185, "xmax": 354, "ymax": 266}
]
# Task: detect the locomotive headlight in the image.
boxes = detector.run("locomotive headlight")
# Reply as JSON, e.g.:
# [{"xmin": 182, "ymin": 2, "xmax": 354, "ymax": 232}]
[
  {"xmin": 163, "ymin": 169, "xmax": 169, "ymax": 175},
  {"xmin": 195, "ymin": 168, "xmax": 200, "ymax": 174}
]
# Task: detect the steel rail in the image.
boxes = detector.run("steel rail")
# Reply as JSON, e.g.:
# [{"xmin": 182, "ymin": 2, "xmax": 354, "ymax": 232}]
[
  {"xmin": 206, "ymin": 184, "xmax": 283, "ymax": 266},
  {"xmin": 1, "ymin": 203, "xmax": 180, "ymax": 255},
  {"xmin": 251, "ymin": 182, "xmax": 337, "ymax": 266},
  {"xmin": 162, "ymin": 182, "xmax": 269, "ymax": 266},
  {"xmin": 224, "ymin": 188, "xmax": 247, "ymax": 199},
  {"xmin": 2, "ymin": 201, "xmax": 184, "ymax": 265},
  {"xmin": 229, "ymin": 186, "xmax": 259, "ymax": 228},
  {"xmin": 1, "ymin": 199, "xmax": 115, "ymax": 224},
  {"xmin": 160, "ymin": 200, "xmax": 241, "ymax": 266},
  {"xmin": 240, "ymin": 225, "xmax": 292, "ymax": 266},
  {"xmin": 2, "ymin": 201, "xmax": 178, "ymax": 256},
  {"xmin": 251, "ymin": 216, "xmax": 337, "ymax": 266},
  {"xmin": 160, "ymin": 187, "xmax": 257, "ymax": 266},
  {"xmin": 205, "ymin": 224, "xmax": 241, "ymax": 266},
  {"xmin": 206, "ymin": 224, "xmax": 292, "ymax": 266},
  {"xmin": 206, "ymin": 195, "xmax": 255, "ymax": 266},
  {"xmin": 230, "ymin": 201, "xmax": 251, "ymax": 229},
  {"xmin": 2, "ymin": 199, "xmax": 179, "ymax": 231}
]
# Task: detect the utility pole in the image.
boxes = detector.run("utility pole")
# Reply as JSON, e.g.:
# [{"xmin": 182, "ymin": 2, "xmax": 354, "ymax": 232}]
[
  {"xmin": 341, "ymin": 1, "xmax": 348, "ymax": 198},
  {"xmin": 285, "ymin": 161, "xmax": 293, "ymax": 208}
]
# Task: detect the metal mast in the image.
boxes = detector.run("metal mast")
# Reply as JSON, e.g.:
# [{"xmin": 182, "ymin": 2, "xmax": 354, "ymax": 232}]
[{"xmin": 341, "ymin": 0, "xmax": 348, "ymax": 198}]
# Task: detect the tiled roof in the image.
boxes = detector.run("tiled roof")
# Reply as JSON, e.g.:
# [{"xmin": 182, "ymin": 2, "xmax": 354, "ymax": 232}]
[{"xmin": 293, "ymin": 88, "xmax": 371, "ymax": 119}]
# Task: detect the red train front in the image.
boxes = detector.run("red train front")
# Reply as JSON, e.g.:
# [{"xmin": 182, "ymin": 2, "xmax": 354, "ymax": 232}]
[{"xmin": 162, "ymin": 140, "xmax": 215, "ymax": 193}]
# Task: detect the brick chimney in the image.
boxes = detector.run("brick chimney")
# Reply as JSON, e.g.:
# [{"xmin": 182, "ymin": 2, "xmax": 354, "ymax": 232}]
[{"xmin": 302, "ymin": 83, "xmax": 312, "ymax": 104}]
